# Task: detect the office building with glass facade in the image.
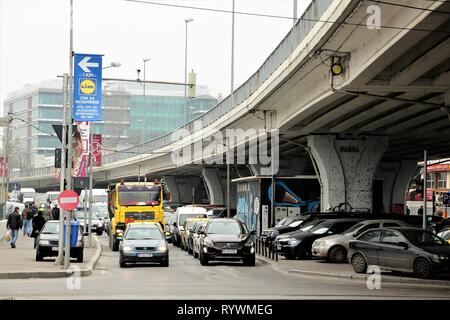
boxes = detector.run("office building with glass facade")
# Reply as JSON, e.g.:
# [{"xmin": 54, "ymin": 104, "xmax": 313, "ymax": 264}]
[{"xmin": 2, "ymin": 79, "xmax": 217, "ymax": 170}]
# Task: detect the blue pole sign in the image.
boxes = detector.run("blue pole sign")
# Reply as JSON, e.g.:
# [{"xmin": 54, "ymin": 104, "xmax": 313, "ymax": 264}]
[{"xmin": 73, "ymin": 53, "xmax": 103, "ymax": 121}]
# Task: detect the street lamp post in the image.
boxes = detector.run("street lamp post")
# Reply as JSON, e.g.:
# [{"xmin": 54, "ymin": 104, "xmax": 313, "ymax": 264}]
[
  {"xmin": 142, "ymin": 58, "xmax": 150, "ymax": 144},
  {"xmin": 227, "ymin": 0, "xmax": 235, "ymax": 219},
  {"xmin": 184, "ymin": 18, "xmax": 193, "ymax": 124}
]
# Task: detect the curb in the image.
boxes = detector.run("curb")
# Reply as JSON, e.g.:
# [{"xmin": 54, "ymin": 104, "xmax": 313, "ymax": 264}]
[
  {"xmin": 0, "ymin": 235, "xmax": 102, "ymax": 280},
  {"xmin": 288, "ymin": 269, "xmax": 450, "ymax": 287},
  {"xmin": 257, "ymin": 255, "xmax": 450, "ymax": 287}
]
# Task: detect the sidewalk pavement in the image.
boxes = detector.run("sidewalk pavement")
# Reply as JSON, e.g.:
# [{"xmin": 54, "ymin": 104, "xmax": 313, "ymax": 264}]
[
  {"xmin": 0, "ymin": 232, "xmax": 102, "ymax": 279},
  {"xmin": 257, "ymin": 254, "xmax": 450, "ymax": 287}
]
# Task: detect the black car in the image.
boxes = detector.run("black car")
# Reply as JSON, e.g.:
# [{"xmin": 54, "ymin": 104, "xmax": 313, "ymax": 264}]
[
  {"xmin": 277, "ymin": 218, "xmax": 363, "ymax": 259},
  {"xmin": 434, "ymin": 217, "xmax": 450, "ymax": 233},
  {"xmin": 260, "ymin": 216, "xmax": 307, "ymax": 242},
  {"xmin": 348, "ymin": 227, "xmax": 450, "ymax": 279},
  {"xmin": 198, "ymin": 218, "xmax": 255, "ymax": 266},
  {"xmin": 35, "ymin": 220, "xmax": 85, "ymax": 262}
]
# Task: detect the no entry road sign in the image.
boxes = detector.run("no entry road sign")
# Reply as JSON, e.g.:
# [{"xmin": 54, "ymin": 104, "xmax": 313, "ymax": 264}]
[{"xmin": 58, "ymin": 190, "xmax": 79, "ymax": 211}]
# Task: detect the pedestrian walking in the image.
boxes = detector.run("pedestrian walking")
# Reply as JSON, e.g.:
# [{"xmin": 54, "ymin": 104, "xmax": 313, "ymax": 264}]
[
  {"xmin": 31, "ymin": 211, "xmax": 45, "ymax": 239},
  {"xmin": 40, "ymin": 205, "xmax": 52, "ymax": 221},
  {"xmin": 21, "ymin": 205, "xmax": 33, "ymax": 236},
  {"xmin": 418, "ymin": 205, "xmax": 424, "ymax": 216},
  {"xmin": 52, "ymin": 205, "xmax": 60, "ymax": 221},
  {"xmin": 6, "ymin": 207, "xmax": 23, "ymax": 248}
]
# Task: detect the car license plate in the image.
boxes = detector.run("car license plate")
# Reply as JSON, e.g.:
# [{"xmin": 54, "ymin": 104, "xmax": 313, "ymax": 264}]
[
  {"xmin": 52, "ymin": 247, "xmax": 58, "ymax": 251},
  {"xmin": 222, "ymin": 249, "xmax": 237, "ymax": 254},
  {"xmin": 138, "ymin": 253, "xmax": 153, "ymax": 258}
]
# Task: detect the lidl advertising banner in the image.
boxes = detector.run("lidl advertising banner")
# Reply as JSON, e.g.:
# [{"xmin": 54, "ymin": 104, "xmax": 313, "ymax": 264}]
[{"xmin": 73, "ymin": 53, "xmax": 103, "ymax": 122}]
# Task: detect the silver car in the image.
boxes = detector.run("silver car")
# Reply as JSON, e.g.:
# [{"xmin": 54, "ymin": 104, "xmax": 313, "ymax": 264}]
[{"xmin": 311, "ymin": 219, "xmax": 410, "ymax": 263}]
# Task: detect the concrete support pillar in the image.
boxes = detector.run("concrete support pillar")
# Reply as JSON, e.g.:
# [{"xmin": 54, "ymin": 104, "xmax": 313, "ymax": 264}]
[
  {"xmin": 307, "ymin": 135, "xmax": 389, "ymax": 211},
  {"xmin": 202, "ymin": 167, "xmax": 225, "ymax": 206},
  {"xmin": 163, "ymin": 176, "xmax": 180, "ymax": 204},
  {"xmin": 162, "ymin": 175, "xmax": 204, "ymax": 204},
  {"xmin": 375, "ymin": 160, "xmax": 418, "ymax": 213}
]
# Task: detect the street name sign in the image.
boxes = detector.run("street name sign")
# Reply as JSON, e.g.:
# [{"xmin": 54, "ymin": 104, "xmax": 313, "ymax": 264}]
[{"xmin": 73, "ymin": 53, "xmax": 103, "ymax": 122}]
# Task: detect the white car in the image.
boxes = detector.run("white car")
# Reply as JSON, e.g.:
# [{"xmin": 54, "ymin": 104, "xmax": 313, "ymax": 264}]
[{"xmin": 192, "ymin": 223, "xmax": 207, "ymax": 259}]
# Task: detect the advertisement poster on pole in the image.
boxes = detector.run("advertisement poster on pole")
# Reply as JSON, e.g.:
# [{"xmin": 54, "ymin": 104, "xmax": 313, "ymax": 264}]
[
  {"xmin": 0, "ymin": 157, "xmax": 7, "ymax": 177},
  {"xmin": 92, "ymin": 134, "xmax": 102, "ymax": 167},
  {"xmin": 72, "ymin": 122, "xmax": 90, "ymax": 177}
]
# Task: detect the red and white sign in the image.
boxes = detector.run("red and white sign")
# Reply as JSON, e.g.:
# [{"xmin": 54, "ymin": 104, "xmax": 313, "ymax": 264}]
[
  {"xmin": 92, "ymin": 134, "xmax": 102, "ymax": 167},
  {"xmin": 0, "ymin": 157, "xmax": 7, "ymax": 177},
  {"xmin": 58, "ymin": 190, "xmax": 79, "ymax": 210}
]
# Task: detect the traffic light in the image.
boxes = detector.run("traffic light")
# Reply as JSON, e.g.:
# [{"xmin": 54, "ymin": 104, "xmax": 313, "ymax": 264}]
[{"xmin": 55, "ymin": 148, "xmax": 68, "ymax": 168}]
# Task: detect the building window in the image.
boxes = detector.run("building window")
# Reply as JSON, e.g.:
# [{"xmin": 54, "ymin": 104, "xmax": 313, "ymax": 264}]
[
  {"xmin": 437, "ymin": 172, "xmax": 447, "ymax": 189},
  {"xmin": 426, "ymin": 173, "xmax": 435, "ymax": 189}
]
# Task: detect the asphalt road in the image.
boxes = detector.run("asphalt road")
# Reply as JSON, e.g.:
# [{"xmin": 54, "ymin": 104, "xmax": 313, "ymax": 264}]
[{"xmin": 0, "ymin": 235, "xmax": 449, "ymax": 299}]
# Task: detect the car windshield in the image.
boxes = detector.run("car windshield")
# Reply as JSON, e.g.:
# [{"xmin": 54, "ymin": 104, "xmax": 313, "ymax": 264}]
[
  {"xmin": 180, "ymin": 213, "xmax": 205, "ymax": 226},
  {"xmin": 91, "ymin": 205, "xmax": 108, "ymax": 218},
  {"xmin": 118, "ymin": 186, "xmax": 161, "ymax": 206},
  {"xmin": 300, "ymin": 220, "xmax": 323, "ymax": 232},
  {"xmin": 402, "ymin": 230, "xmax": 449, "ymax": 247},
  {"xmin": 288, "ymin": 220, "xmax": 303, "ymax": 228},
  {"xmin": 310, "ymin": 221, "xmax": 334, "ymax": 234},
  {"xmin": 41, "ymin": 223, "xmax": 59, "ymax": 234},
  {"xmin": 208, "ymin": 221, "xmax": 247, "ymax": 235},
  {"xmin": 48, "ymin": 194, "xmax": 60, "ymax": 201},
  {"xmin": 276, "ymin": 217, "xmax": 292, "ymax": 226},
  {"xmin": 74, "ymin": 210, "xmax": 98, "ymax": 220},
  {"xmin": 125, "ymin": 228, "xmax": 163, "ymax": 240}
]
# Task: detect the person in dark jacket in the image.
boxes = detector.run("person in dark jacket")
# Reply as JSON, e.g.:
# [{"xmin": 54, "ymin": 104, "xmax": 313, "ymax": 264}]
[
  {"xmin": 31, "ymin": 211, "xmax": 46, "ymax": 239},
  {"xmin": 52, "ymin": 205, "xmax": 60, "ymax": 221},
  {"xmin": 6, "ymin": 207, "xmax": 23, "ymax": 248}
]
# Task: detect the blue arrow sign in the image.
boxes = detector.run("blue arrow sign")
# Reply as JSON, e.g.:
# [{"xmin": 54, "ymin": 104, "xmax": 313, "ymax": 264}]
[{"xmin": 73, "ymin": 53, "xmax": 103, "ymax": 122}]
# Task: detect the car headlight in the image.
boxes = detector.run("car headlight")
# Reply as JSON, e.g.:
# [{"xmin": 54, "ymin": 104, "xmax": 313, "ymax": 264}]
[
  {"xmin": 157, "ymin": 243, "xmax": 168, "ymax": 252},
  {"xmin": 245, "ymin": 239, "xmax": 254, "ymax": 247},
  {"xmin": 287, "ymin": 238, "xmax": 300, "ymax": 246},
  {"xmin": 313, "ymin": 241, "xmax": 325, "ymax": 247},
  {"xmin": 39, "ymin": 240, "xmax": 50, "ymax": 245},
  {"xmin": 204, "ymin": 238, "xmax": 214, "ymax": 247},
  {"xmin": 433, "ymin": 254, "xmax": 449, "ymax": 262},
  {"xmin": 122, "ymin": 245, "xmax": 133, "ymax": 253}
]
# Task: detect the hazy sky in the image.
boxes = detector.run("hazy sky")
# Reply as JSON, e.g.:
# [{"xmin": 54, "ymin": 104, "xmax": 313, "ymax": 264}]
[{"xmin": 0, "ymin": 0, "xmax": 310, "ymax": 111}]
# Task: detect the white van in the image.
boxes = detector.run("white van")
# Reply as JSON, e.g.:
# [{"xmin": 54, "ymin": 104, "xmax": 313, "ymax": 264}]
[
  {"xmin": 20, "ymin": 188, "xmax": 36, "ymax": 204},
  {"xmin": 172, "ymin": 206, "xmax": 207, "ymax": 247},
  {"xmin": 46, "ymin": 191, "xmax": 61, "ymax": 208},
  {"xmin": 79, "ymin": 189, "xmax": 108, "ymax": 206}
]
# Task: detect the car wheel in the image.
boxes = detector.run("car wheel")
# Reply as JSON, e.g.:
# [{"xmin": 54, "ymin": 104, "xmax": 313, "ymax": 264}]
[
  {"xmin": 160, "ymin": 258, "xmax": 169, "ymax": 267},
  {"xmin": 76, "ymin": 250, "xmax": 84, "ymax": 263},
  {"xmin": 351, "ymin": 253, "xmax": 367, "ymax": 274},
  {"xmin": 119, "ymin": 257, "xmax": 126, "ymax": 268},
  {"xmin": 96, "ymin": 231, "xmax": 103, "ymax": 236},
  {"xmin": 243, "ymin": 255, "xmax": 256, "ymax": 266},
  {"xmin": 284, "ymin": 251, "xmax": 295, "ymax": 260},
  {"xmin": 199, "ymin": 251, "xmax": 209, "ymax": 266},
  {"xmin": 111, "ymin": 237, "xmax": 119, "ymax": 252},
  {"xmin": 414, "ymin": 257, "xmax": 431, "ymax": 279},
  {"xmin": 328, "ymin": 246, "xmax": 347, "ymax": 263},
  {"xmin": 35, "ymin": 249, "xmax": 44, "ymax": 262}
]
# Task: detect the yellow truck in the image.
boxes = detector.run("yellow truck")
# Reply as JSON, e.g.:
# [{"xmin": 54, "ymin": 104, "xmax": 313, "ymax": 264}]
[{"xmin": 107, "ymin": 179, "xmax": 170, "ymax": 251}]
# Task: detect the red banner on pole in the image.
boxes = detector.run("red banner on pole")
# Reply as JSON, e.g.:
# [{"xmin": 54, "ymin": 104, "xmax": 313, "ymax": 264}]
[
  {"xmin": 0, "ymin": 157, "xmax": 7, "ymax": 177},
  {"xmin": 92, "ymin": 134, "xmax": 102, "ymax": 167}
]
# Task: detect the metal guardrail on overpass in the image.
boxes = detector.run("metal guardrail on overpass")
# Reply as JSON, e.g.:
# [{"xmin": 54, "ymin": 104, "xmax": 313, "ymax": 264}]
[{"xmin": 11, "ymin": 0, "xmax": 333, "ymax": 179}]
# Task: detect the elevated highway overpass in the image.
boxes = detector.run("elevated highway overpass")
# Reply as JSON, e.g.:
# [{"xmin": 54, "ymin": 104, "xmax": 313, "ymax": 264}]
[{"xmin": 11, "ymin": 0, "xmax": 450, "ymax": 213}]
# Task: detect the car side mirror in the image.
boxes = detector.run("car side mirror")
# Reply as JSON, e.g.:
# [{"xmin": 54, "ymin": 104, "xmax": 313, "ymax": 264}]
[
  {"xmin": 250, "ymin": 230, "xmax": 256, "ymax": 236},
  {"xmin": 353, "ymin": 232, "xmax": 359, "ymax": 238},
  {"xmin": 398, "ymin": 242, "xmax": 409, "ymax": 249},
  {"xmin": 198, "ymin": 230, "xmax": 204, "ymax": 235}
]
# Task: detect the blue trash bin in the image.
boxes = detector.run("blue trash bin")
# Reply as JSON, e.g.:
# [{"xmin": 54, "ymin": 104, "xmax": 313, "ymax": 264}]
[{"xmin": 64, "ymin": 221, "xmax": 80, "ymax": 247}]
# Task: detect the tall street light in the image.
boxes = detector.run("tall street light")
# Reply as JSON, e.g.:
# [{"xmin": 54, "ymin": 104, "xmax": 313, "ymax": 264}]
[
  {"xmin": 227, "ymin": 0, "xmax": 235, "ymax": 218},
  {"xmin": 184, "ymin": 18, "xmax": 193, "ymax": 124},
  {"xmin": 142, "ymin": 58, "xmax": 150, "ymax": 144}
]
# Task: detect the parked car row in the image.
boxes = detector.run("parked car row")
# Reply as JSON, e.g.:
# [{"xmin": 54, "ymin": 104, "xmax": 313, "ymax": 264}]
[{"xmin": 264, "ymin": 213, "xmax": 450, "ymax": 279}]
